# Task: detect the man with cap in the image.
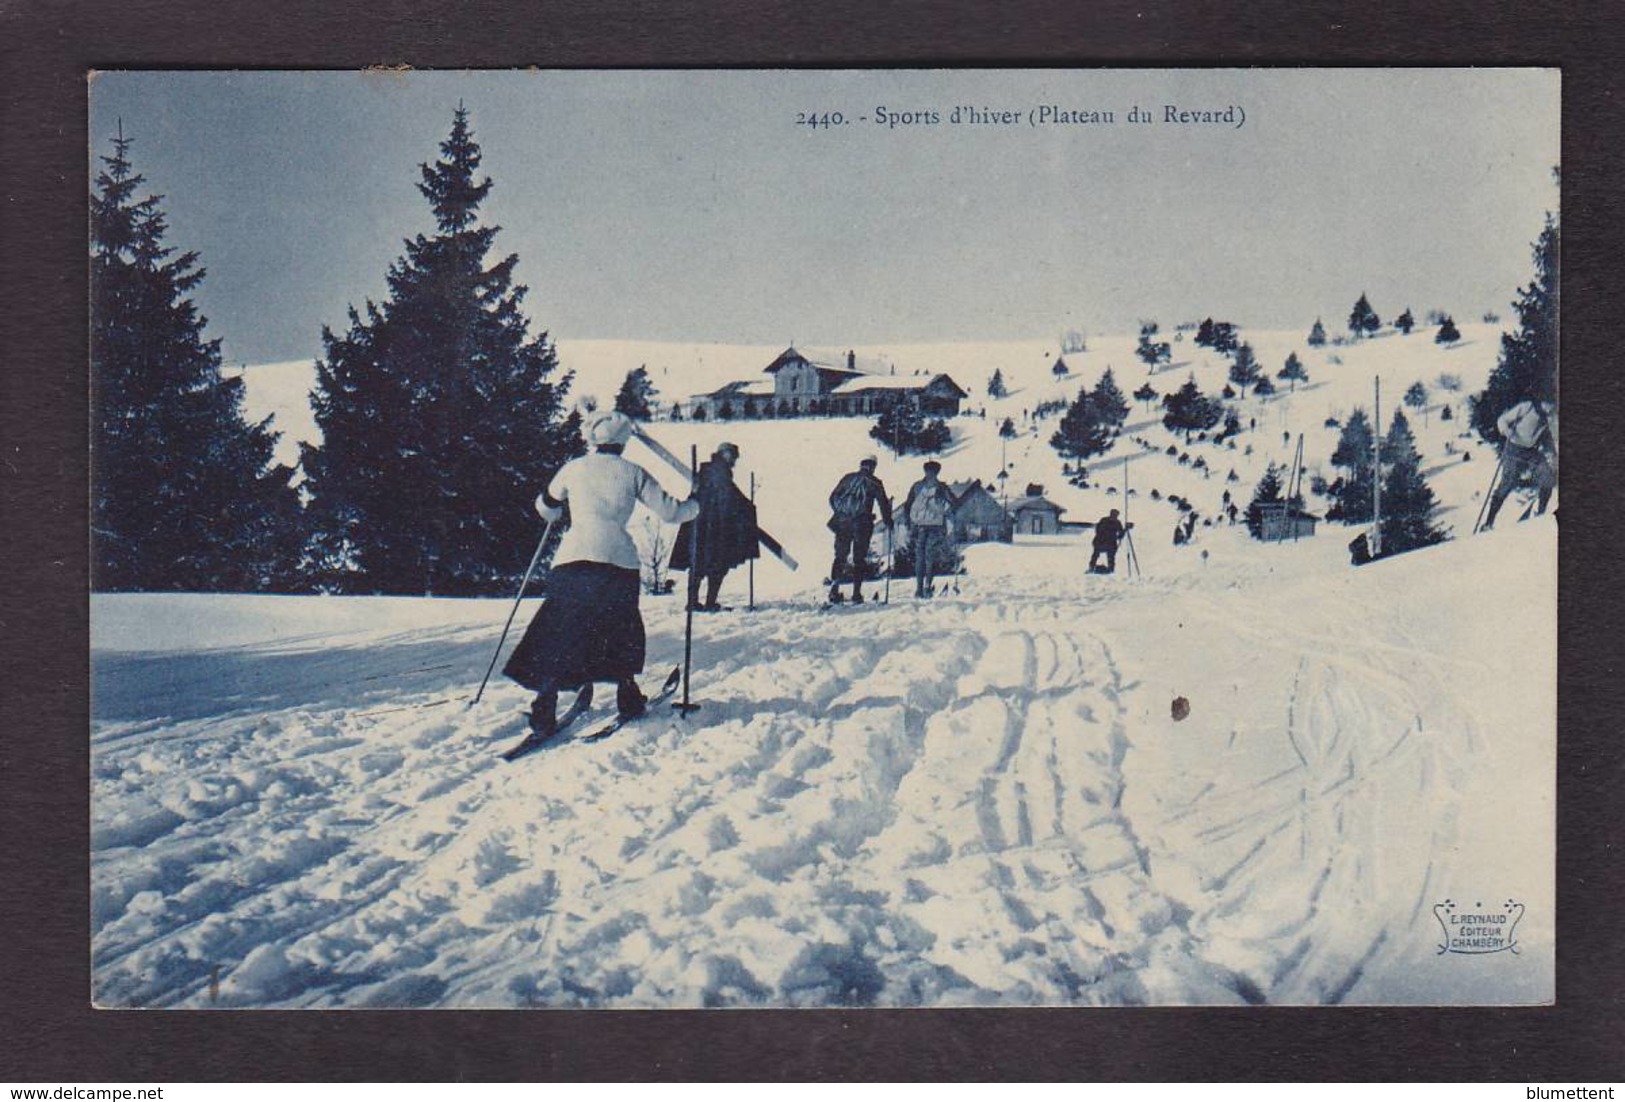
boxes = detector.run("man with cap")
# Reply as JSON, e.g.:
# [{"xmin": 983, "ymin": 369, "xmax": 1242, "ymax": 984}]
[
  {"xmin": 826, "ymin": 455, "xmax": 893, "ymax": 604},
  {"xmin": 669, "ymin": 442, "xmax": 758, "ymax": 611},
  {"xmin": 1090, "ymin": 508, "xmax": 1126, "ymax": 573},
  {"xmin": 902, "ymin": 459, "xmax": 955, "ymax": 599},
  {"xmin": 504, "ymin": 411, "xmax": 699, "ymax": 738}
]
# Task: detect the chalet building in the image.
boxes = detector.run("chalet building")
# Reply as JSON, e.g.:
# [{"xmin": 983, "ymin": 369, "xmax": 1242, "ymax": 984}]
[
  {"xmin": 1256, "ymin": 503, "xmax": 1320, "ymax": 541},
  {"xmin": 1007, "ymin": 491, "xmax": 1066, "ymax": 536},
  {"xmin": 688, "ymin": 346, "xmax": 967, "ymax": 421},
  {"xmin": 946, "ymin": 480, "xmax": 1013, "ymax": 543}
]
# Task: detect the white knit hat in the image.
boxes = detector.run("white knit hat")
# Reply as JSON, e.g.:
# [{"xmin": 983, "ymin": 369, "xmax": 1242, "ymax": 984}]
[{"xmin": 588, "ymin": 411, "xmax": 635, "ymax": 447}]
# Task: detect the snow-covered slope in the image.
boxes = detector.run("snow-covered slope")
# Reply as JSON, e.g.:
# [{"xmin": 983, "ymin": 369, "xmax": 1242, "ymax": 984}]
[
  {"xmin": 114, "ymin": 325, "xmax": 1552, "ymax": 1007},
  {"xmin": 90, "ymin": 515, "xmax": 1553, "ymax": 1007}
]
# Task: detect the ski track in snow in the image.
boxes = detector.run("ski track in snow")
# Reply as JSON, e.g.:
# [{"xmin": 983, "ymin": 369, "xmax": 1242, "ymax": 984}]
[{"xmin": 90, "ymin": 539, "xmax": 1528, "ymax": 1008}]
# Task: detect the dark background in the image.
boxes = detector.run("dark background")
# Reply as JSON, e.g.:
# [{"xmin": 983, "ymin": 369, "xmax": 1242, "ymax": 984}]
[{"xmin": 2, "ymin": 0, "xmax": 1621, "ymax": 1081}]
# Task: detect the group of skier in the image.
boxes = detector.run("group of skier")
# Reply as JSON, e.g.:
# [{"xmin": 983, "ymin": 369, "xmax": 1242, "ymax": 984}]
[{"xmin": 501, "ymin": 422, "xmax": 973, "ymax": 741}]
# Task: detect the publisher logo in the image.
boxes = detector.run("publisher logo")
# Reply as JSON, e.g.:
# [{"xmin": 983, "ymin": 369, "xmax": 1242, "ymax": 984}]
[{"xmin": 1432, "ymin": 898, "xmax": 1524, "ymax": 955}]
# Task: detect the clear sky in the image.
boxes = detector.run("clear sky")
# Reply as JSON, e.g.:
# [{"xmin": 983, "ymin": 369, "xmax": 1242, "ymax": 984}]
[{"xmin": 89, "ymin": 69, "xmax": 1559, "ymax": 365}]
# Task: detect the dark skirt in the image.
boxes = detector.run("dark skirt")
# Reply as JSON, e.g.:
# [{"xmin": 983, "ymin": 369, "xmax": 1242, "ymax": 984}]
[{"xmin": 503, "ymin": 562, "xmax": 645, "ymax": 691}]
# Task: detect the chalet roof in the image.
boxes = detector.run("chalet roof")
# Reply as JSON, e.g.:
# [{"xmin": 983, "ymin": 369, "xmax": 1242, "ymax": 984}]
[
  {"xmin": 948, "ymin": 479, "xmax": 982, "ymax": 499},
  {"xmin": 1007, "ymin": 495, "xmax": 1065, "ymax": 516},
  {"xmin": 695, "ymin": 378, "xmax": 776, "ymax": 400},
  {"xmin": 828, "ymin": 372, "xmax": 969, "ymax": 398},
  {"xmin": 764, "ymin": 346, "xmax": 867, "ymax": 377}
]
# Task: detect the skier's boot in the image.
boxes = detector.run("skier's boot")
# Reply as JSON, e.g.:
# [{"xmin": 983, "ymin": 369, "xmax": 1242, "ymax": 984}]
[
  {"xmin": 527, "ymin": 689, "xmax": 559, "ymax": 739},
  {"xmin": 828, "ymin": 585, "xmax": 845, "ymax": 604},
  {"xmin": 851, "ymin": 590, "xmax": 865, "ymax": 605},
  {"xmin": 616, "ymin": 678, "xmax": 647, "ymax": 722}
]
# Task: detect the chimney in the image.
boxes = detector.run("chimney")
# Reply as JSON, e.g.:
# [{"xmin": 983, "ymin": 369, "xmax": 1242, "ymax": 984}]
[{"xmin": 847, "ymin": 350, "xmax": 856, "ymax": 371}]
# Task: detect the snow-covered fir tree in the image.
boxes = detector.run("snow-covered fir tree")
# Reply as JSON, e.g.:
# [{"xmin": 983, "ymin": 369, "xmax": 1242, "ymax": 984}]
[
  {"xmin": 1348, "ymin": 292, "xmax": 1381, "ymax": 339},
  {"xmin": 1307, "ymin": 317, "xmax": 1328, "ymax": 347},
  {"xmin": 987, "ymin": 368, "xmax": 1008, "ymax": 398},
  {"xmin": 1050, "ymin": 387, "xmax": 1112, "ymax": 462},
  {"xmin": 614, "ymin": 365, "xmax": 659, "ymax": 420},
  {"xmin": 1133, "ymin": 381, "xmax": 1158, "ymax": 412},
  {"xmin": 1277, "ymin": 351, "xmax": 1309, "ymax": 391},
  {"xmin": 1090, "ymin": 366, "xmax": 1130, "ymax": 429},
  {"xmin": 1404, "ymin": 380, "xmax": 1430, "ymax": 426},
  {"xmin": 1228, "ymin": 342, "xmax": 1261, "ymax": 388},
  {"xmin": 872, "ymin": 394, "xmax": 949, "ymax": 456},
  {"xmin": 1472, "ymin": 214, "xmax": 1558, "ymax": 441},
  {"xmin": 91, "ymin": 126, "xmax": 301, "ymax": 592},
  {"xmin": 1136, "ymin": 322, "xmax": 1171, "ymax": 368},
  {"xmin": 1395, "ymin": 307, "xmax": 1415, "ymax": 335},
  {"xmin": 1435, "ymin": 315, "xmax": 1462, "ymax": 345},
  {"xmin": 1378, "ymin": 409, "xmax": 1447, "ymax": 556},
  {"xmin": 1253, "ymin": 374, "xmax": 1276, "ymax": 397},
  {"xmin": 1326, "ymin": 407, "xmax": 1376, "ymax": 522},
  {"xmin": 302, "ymin": 105, "xmax": 583, "ymax": 595},
  {"xmin": 1161, "ymin": 375, "xmax": 1224, "ymax": 442}
]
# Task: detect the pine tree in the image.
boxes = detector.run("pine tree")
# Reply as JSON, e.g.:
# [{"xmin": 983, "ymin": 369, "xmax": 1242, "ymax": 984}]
[
  {"xmin": 614, "ymin": 365, "xmax": 659, "ymax": 420},
  {"xmin": 1277, "ymin": 352, "xmax": 1309, "ymax": 391},
  {"xmin": 1308, "ymin": 318, "xmax": 1328, "ymax": 347},
  {"xmin": 987, "ymin": 368, "xmax": 1008, "ymax": 398},
  {"xmin": 1404, "ymin": 380, "xmax": 1429, "ymax": 426},
  {"xmin": 1090, "ymin": 366, "xmax": 1130, "ymax": 428},
  {"xmin": 1228, "ymin": 342, "xmax": 1261, "ymax": 388},
  {"xmin": 1326, "ymin": 407, "xmax": 1375, "ymax": 522},
  {"xmin": 1435, "ymin": 315, "xmax": 1462, "ymax": 345},
  {"xmin": 1161, "ymin": 375, "xmax": 1223, "ymax": 442},
  {"xmin": 1245, "ymin": 463, "xmax": 1286, "ymax": 539},
  {"xmin": 1133, "ymin": 381, "xmax": 1158, "ymax": 412},
  {"xmin": 999, "ymin": 416, "xmax": 1018, "ymax": 440},
  {"xmin": 1348, "ymin": 292, "xmax": 1381, "ymax": 339},
  {"xmin": 1472, "ymin": 215, "xmax": 1558, "ymax": 441},
  {"xmin": 1377, "ymin": 409, "xmax": 1447, "ymax": 555},
  {"xmin": 1395, "ymin": 307, "xmax": 1415, "ymax": 335},
  {"xmin": 1209, "ymin": 321, "xmax": 1239, "ymax": 355},
  {"xmin": 1253, "ymin": 374, "xmax": 1276, "ymax": 397},
  {"xmin": 91, "ymin": 126, "xmax": 301, "ymax": 592},
  {"xmin": 871, "ymin": 394, "xmax": 949, "ymax": 456},
  {"xmin": 1136, "ymin": 322, "xmax": 1171, "ymax": 368},
  {"xmin": 1194, "ymin": 317, "xmax": 1215, "ymax": 347},
  {"xmin": 302, "ymin": 105, "xmax": 583, "ymax": 595},
  {"xmin": 1050, "ymin": 387, "xmax": 1112, "ymax": 462}
]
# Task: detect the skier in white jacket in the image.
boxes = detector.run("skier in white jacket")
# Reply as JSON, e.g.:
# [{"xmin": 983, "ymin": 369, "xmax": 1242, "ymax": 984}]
[
  {"xmin": 1483, "ymin": 398, "xmax": 1557, "ymax": 530},
  {"xmin": 504, "ymin": 412, "xmax": 698, "ymax": 737}
]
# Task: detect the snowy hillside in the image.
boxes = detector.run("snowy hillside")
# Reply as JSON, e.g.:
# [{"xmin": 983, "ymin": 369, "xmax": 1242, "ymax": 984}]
[
  {"xmin": 237, "ymin": 324, "xmax": 1511, "ymax": 596},
  {"xmin": 90, "ymin": 517, "xmax": 1553, "ymax": 1007},
  {"xmin": 116, "ymin": 324, "xmax": 1554, "ymax": 1008}
]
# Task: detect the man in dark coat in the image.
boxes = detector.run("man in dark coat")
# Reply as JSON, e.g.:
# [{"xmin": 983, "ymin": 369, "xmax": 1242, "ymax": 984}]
[
  {"xmin": 1089, "ymin": 508, "xmax": 1126, "ymax": 574},
  {"xmin": 670, "ymin": 442, "xmax": 758, "ymax": 611},
  {"xmin": 827, "ymin": 455, "xmax": 893, "ymax": 604}
]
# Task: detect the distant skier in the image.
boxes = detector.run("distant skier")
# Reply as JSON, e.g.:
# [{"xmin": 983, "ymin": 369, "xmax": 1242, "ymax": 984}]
[
  {"xmin": 504, "ymin": 412, "xmax": 699, "ymax": 738},
  {"xmin": 1089, "ymin": 508, "xmax": 1126, "ymax": 573},
  {"xmin": 827, "ymin": 455, "xmax": 893, "ymax": 603},
  {"xmin": 1172, "ymin": 512, "xmax": 1197, "ymax": 546},
  {"xmin": 1483, "ymin": 398, "xmax": 1558, "ymax": 530},
  {"xmin": 902, "ymin": 460, "xmax": 955, "ymax": 598},
  {"xmin": 669, "ymin": 442, "xmax": 758, "ymax": 611}
]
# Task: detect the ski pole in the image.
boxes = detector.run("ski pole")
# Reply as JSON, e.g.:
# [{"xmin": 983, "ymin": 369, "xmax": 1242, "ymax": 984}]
[
  {"xmin": 675, "ymin": 444, "xmax": 701, "ymax": 717},
  {"xmin": 1472, "ymin": 446, "xmax": 1507, "ymax": 535},
  {"xmin": 748, "ymin": 472, "xmax": 756, "ymax": 611},
  {"xmin": 472, "ymin": 514, "xmax": 558, "ymax": 706},
  {"xmin": 883, "ymin": 521, "xmax": 892, "ymax": 604}
]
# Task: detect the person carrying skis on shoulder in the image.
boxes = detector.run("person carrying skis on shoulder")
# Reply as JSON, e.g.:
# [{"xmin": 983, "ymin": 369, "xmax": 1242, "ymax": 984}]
[
  {"xmin": 1089, "ymin": 508, "xmax": 1127, "ymax": 573},
  {"xmin": 902, "ymin": 459, "xmax": 955, "ymax": 598},
  {"xmin": 503, "ymin": 412, "xmax": 699, "ymax": 738},
  {"xmin": 669, "ymin": 441, "xmax": 758, "ymax": 611},
  {"xmin": 1483, "ymin": 397, "xmax": 1557, "ymax": 530},
  {"xmin": 827, "ymin": 454, "xmax": 892, "ymax": 604}
]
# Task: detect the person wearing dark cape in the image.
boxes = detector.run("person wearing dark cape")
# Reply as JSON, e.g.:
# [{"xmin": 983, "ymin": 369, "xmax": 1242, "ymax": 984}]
[
  {"xmin": 504, "ymin": 412, "xmax": 698, "ymax": 737},
  {"xmin": 669, "ymin": 442, "xmax": 759, "ymax": 611}
]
